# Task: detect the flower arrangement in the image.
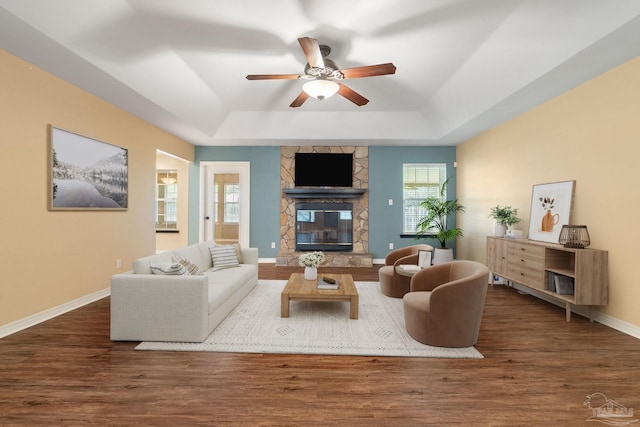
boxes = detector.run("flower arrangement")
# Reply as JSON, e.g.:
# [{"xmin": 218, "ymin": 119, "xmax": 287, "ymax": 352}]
[{"xmin": 298, "ymin": 251, "xmax": 326, "ymax": 268}]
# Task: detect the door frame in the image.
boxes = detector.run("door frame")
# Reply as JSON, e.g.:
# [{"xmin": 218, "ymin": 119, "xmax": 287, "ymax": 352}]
[{"xmin": 199, "ymin": 162, "xmax": 250, "ymax": 248}]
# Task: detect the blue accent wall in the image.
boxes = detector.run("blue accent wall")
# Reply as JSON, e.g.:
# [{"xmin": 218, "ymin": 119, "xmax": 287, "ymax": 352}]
[
  {"xmin": 189, "ymin": 145, "xmax": 456, "ymax": 260},
  {"xmin": 369, "ymin": 146, "xmax": 457, "ymax": 258},
  {"xmin": 189, "ymin": 146, "xmax": 282, "ymax": 257}
]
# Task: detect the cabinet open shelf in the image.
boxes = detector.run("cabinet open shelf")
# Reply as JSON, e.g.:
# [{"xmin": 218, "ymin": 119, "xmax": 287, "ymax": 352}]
[{"xmin": 545, "ymin": 267, "xmax": 575, "ymax": 278}]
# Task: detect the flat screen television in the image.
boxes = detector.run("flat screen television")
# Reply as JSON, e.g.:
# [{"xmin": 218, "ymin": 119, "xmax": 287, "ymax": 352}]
[{"xmin": 294, "ymin": 153, "xmax": 353, "ymax": 187}]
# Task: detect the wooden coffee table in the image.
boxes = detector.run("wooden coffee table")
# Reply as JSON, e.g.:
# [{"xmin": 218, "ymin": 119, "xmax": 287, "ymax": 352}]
[{"xmin": 281, "ymin": 273, "xmax": 359, "ymax": 319}]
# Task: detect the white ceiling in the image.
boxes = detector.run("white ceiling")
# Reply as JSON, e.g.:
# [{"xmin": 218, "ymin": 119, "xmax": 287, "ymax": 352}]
[{"xmin": 1, "ymin": 0, "xmax": 640, "ymax": 146}]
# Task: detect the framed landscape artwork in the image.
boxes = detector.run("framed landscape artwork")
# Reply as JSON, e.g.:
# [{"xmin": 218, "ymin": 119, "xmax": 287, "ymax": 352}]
[
  {"xmin": 48, "ymin": 125, "xmax": 128, "ymax": 210},
  {"xmin": 528, "ymin": 180, "xmax": 575, "ymax": 243}
]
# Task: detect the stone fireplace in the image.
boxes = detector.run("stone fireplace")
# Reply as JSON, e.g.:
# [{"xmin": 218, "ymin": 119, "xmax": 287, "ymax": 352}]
[{"xmin": 276, "ymin": 146, "xmax": 373, "ymax": 267}]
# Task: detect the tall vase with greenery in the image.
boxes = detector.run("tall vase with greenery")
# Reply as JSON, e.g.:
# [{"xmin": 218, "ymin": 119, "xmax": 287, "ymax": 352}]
[{"xmin": 416, "ymin": 178, "xmax": 465, "ymax": 263}]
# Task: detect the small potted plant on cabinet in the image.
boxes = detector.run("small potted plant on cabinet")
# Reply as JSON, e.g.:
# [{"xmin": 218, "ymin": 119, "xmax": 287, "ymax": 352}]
[
  {"xmin": 489, "ymin": 205, "xmax": 520, "ymax": 237},
  {"xmin": 416, "ymin": 178, "xmax": 465, "ymax": 264}
]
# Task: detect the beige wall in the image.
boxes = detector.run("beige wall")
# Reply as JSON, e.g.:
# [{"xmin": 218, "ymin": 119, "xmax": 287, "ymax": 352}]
[
  {"xmin": 457, "ymin": 56, "xmax": 640, "ymax": 327},
  {"xmin": 0, "ymin": 50, "xmax": 194, "ymax": 327},
  {"xmin": 155, "ymin": 152, "xmax": 190, "ymax": 252}
]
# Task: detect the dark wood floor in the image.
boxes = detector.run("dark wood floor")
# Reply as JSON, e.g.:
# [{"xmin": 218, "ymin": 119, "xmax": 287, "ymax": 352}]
[{"xmin": 1, "ymin": 264, "xmax": 639, "ymax": 426}]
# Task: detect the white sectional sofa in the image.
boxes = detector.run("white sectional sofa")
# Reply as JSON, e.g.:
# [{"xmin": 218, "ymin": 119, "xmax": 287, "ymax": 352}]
[{"xmin": 110, "ymin": 241, "xmax": 258, "ymax": 343}]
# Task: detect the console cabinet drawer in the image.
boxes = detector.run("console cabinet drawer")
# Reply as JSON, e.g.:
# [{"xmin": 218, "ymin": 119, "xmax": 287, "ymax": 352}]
[
  {"xmin": 506, "ymin": 242, "xmax": 545, "ymax": 289},
  {"xmin": 506, "ymin": 262, "xmax": 545, "ymax": 289},
  {"xmin": 507, "ymin": 241, "xmax": 544, "ymax": 260}
]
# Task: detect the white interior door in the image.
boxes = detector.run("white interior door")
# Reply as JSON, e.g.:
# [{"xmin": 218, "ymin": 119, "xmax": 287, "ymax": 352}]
[{"xmin": 200, "ymin": 162, "xmax": 250, "ymax": 247}]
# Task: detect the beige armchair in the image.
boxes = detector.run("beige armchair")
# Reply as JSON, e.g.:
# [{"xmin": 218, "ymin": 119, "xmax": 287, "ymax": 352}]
[
  {"xmin": 403, "ymin": 260, "xmax": 490, "ymax": 348},
  {"xmin": 379, "ymin": 244, "xmax": 433, "ymax": 298}
]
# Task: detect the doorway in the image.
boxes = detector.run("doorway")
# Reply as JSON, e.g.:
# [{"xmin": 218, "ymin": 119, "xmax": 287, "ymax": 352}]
[
  {"xmin": 200, "ymin": 162, "xmax": 250, "ymax": 248},
  {"xmin": 214, "ymin": 173, "xmax": 239, "ymax": 245},
  {"xmin": 156, "ymin": 150, "xmax": 190, "ymax": 253}
]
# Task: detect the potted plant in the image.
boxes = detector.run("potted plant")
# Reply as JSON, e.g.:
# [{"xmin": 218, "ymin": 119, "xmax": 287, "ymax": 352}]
[
  {"xmin": 489, "ymin": 205, "xmax": 520, "ymax": 237},
  {"xmin": 416, "ymin": 178, "xmax": 465, "ymax": 264}
]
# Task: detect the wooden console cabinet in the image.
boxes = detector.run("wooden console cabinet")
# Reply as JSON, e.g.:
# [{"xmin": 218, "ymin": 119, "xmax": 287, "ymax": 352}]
[{"xmin": 486, "ymin": 237, "xmax": 608, "ymax": 322}]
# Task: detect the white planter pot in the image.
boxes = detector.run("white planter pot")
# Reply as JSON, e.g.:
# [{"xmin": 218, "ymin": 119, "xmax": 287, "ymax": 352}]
[
  {"xmin": 494, "ymin": 224, "xmax": 507, "ymax": 237},
  {"xmin": 304, "ymin": 266, "xmax": 318, "ymax": 280},
  {"xmin": 432, "ymin": 248, "xmax": 454, "ymax": 265}
]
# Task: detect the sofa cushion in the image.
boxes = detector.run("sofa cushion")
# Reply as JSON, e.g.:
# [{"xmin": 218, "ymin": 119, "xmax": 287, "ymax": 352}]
[
  {"xmin": 233, "ymin": 243, "xmax": 244, "ymax": 264},
  {"xmin": 149, "ymin": 262, "xmax": 189, "ymax": 275},
  {"xmin": 197, "ymin": 241, "xmax": 215, "ymax": 271},
  {"xmin": 133, "ymin": 251, "xmax": 174, "ymax": 274},
  {"xmin": 209, "ymin": 245, "xmax": 240, "ymax": 270},
  {"xmin": 172, "ymin": 255, "xmax": 201, "ymax": 275},
  {"xmin": 172, "ymin": 244, "xmax": 206, "ymax": 272},
  {"xmin": 205, "ymin": 263, "xmax": 256, "ymax": 285},
  {"xmin": 205, "ymin": 264, "xmax": 258, "ymax": 313}
]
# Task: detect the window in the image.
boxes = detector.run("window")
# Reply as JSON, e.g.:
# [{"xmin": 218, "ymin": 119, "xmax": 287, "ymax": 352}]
[
  {"xmin": 156, "ymin": 170, "xmax": 178, "ymax": 230},
  {"xmin": 223, "ymin": 183, "xmax": 240, "ymax": 223},
  {"xmin": 403, "ymin": 163, "xmax": 446, "ymax": 233}
]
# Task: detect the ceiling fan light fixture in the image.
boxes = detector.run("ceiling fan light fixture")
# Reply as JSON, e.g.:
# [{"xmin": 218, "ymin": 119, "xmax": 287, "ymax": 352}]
[{"xmin": 303, "ymin": 78, "xmax": 339, "ymax": 100}]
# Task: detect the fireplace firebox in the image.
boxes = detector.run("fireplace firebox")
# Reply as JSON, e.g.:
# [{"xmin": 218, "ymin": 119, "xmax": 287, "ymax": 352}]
[{"xmin": 295, "ymin": 202, "xmax": 353, "ymax": 252}]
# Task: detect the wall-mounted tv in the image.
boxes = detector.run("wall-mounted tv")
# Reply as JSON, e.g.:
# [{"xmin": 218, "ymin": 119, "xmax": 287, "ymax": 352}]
[{"xmin": 294, "ymin": 153, "xmax": 353, "ymax": 187}]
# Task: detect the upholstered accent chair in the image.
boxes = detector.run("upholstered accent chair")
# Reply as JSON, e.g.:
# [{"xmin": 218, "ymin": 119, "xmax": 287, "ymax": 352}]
[
  {"xmin": 378, "ymin": 244, "xmax": 434, "ymax": 298},
  {"xmin": 403, "ymin": 260, "xmax": 490, "ymax": 348}
]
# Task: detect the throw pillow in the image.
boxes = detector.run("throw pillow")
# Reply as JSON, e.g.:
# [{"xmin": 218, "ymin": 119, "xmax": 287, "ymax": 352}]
[
  {"xmin": 149, "ymin": 262, "xmax": 189, "ymax": 275},
  {"xmin": 209, "ymin": 245, "xmax": 240, "ymax": 270},
  {"xmin": 172, "ymin": 255, "xmax": 201, "ymax": 275},
  {"xmin": 234, "ymin": 243, "xmax": 244, "ymax": 264}
]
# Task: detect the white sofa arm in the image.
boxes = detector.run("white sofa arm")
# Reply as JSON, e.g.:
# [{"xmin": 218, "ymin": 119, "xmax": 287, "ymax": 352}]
[
  {"xmin": 110, "ymin": 273, "xmax": 210, "ymax": 342},
  {"xmin": 241, "ymin": 247, "xmax": 259, "ymax": 265}
]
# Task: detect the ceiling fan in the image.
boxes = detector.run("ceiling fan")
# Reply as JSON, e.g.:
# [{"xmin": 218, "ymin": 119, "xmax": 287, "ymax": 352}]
[{"xmin": 246, "ymin": 37, "xmax": 396, "ymax": 107}]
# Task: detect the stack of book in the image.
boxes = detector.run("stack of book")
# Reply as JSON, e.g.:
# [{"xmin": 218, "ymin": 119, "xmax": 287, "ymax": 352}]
[
  {"xmin": 317, "ymin": 277, "xmax": 339, "ymax": 289},
  {"xmin": 547, "ymin": 272, "xmax": 575, "ymax": 295}
]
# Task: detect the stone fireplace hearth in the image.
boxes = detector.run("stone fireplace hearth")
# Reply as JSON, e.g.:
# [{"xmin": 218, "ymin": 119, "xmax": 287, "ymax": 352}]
[{"xmin": 276, "ymin": 146, "xmax": 373, "ymax": 268}]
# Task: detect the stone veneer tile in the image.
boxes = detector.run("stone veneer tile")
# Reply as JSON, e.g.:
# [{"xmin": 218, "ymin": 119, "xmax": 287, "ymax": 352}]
[{"xmin": 278, "ymin": 146, "xmax": 372, "ymax": 267}]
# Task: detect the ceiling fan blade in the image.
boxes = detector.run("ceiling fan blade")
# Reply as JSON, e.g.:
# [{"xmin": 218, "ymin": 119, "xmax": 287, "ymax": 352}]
[
  {"xmin": 298, "ymin": 37, "xmax": 324, "ymax": 69},
  {"xmin": 246, "ymin": 74, "xmax": 300, "ymax": 80},
  {"xmin": 337, "ymin": 84, "xmax": 369, "ymax": 106},
  {"xmin": 340, "ymin": 63, "xmax": 397, "ymax": 79},
  {"xmin": 289, "ymin": 91, "xmax": 310, "ymax": 108}
]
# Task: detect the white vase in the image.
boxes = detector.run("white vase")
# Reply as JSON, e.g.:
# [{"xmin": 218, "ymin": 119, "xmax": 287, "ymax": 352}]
[
  {"xmin": 494, "ymin": 224, "xmax": 507, "ymax": 237},
  {"xmin": 432, "ymin": 248, "xmax": 454, "ymax": 265},
  {"xmin": 304, "ymin": 266, "xmax": 318, "ymax": 280}
]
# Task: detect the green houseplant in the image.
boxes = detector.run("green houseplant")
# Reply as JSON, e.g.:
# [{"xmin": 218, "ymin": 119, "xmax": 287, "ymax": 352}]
[
  {"xmin": 489, "ymin": 205, "xmax": 521, "ymax": 226},
  {"xmin": 416, "ymin": 178, "xmax": 465, "ymax": 263},
  {"xmin": 489, "ymin": 205, "xmax": 520, "ymax": 237}
]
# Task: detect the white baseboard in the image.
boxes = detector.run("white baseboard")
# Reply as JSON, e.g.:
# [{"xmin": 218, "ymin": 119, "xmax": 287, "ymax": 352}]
[
  {"xmin": 0, "ymin": 288, "xmax": 110, "ymax": 339},
  {"xmin": 510, "ymin": 283, "xmax": 640, "ymax": 340}
]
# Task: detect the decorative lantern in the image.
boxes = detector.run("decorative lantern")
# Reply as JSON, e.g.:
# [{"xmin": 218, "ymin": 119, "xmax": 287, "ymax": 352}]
[{"xmin": 558, "ymin": 225, "xmax": 590, "ymax": 248}]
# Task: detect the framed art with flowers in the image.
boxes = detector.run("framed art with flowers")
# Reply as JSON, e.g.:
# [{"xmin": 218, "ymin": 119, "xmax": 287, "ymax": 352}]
[{"xmin": 528, "ymin": 180, "xmax": 575, "ymax": 243}]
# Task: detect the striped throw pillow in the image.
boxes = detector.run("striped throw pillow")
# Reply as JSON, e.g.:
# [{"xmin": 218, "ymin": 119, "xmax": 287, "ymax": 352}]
[
  {"xmin": 149, "ymin": 262, "xmax": 189, "ymax": 275},
  {"xmin": 209, "ymin": 245, "xmax": 240, "ymax": 271},
  {"xmin": 172, "ymin": 255, "xmax": 201, "ymax": 275}
]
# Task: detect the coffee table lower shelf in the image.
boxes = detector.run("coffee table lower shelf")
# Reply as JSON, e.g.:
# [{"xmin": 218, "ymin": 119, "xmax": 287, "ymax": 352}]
[{"xmin": 280, "ymin": 273, "xmax": 359, "ymax": 319}]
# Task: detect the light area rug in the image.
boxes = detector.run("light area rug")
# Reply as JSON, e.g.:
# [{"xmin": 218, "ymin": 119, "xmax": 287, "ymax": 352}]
[{"xmin": 136, "ymin": 280, "xmax": 483, "ymax": 359}]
